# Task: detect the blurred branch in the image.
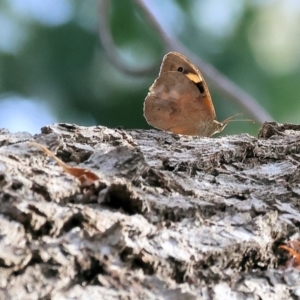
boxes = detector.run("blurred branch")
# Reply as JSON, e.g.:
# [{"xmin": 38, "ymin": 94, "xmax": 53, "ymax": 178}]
[
  {"xmin": 98, "ymin": 0, "xmax": 273, "ymax": 124},
  {"xmin": 98, "ymin": 0, "xmax": 158, "ymax": 76}
]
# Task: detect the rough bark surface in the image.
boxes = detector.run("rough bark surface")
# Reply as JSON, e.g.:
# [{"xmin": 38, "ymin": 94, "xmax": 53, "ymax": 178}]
[{"xmin": 0, "ymin": 122, "xmax": 300, "ymax": 299}]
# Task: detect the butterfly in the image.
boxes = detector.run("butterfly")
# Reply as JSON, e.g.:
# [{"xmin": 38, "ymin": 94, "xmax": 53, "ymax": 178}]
[{"xmin": 144, "ymin": 51, "xmax": 246, "ymax": 137}]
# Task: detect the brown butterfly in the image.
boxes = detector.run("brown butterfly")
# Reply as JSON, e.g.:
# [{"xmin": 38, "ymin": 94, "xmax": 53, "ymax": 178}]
[{"xmin": 143, "ymin": 51, "xmax": 245, "ymax": 137}]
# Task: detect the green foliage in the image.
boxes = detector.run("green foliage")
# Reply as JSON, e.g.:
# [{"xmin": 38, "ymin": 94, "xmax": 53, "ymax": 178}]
[{"xmin": 0, "ymin": 0, "xmax": 299, "ymax": 135}]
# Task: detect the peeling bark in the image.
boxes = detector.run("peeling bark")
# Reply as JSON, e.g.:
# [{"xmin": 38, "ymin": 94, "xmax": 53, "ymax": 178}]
[{"xmin": 0, "ymin": 122, "xmax": 300, "ymax": 299}]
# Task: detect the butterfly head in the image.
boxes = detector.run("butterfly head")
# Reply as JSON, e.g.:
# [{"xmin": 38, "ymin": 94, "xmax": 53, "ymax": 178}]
[
  {"xmin": 207, "ymin": 113, "xmax": 254, "ymax": 136},
  {"xmin": 206, "ymin": 120, "xmax": 228, "ymax": 137}
]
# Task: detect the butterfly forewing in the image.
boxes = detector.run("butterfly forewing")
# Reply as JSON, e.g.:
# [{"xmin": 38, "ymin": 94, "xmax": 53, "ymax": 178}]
[
  {"xmin": 144, "ymin": 52, "xmax": 218, "ymax": 135},
  {"xmin": 159, "ymin": 52, "xmax": 199, "ymax": 76},
  {"xmin": 144, "ymin": 71, "xmax": 216, "ymax": 135}
]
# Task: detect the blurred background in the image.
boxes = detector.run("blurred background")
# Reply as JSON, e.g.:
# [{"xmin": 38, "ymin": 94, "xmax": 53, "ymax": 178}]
[{"xmin": 0, "ymin": 0, "xmax": 299, "ymax": 136}]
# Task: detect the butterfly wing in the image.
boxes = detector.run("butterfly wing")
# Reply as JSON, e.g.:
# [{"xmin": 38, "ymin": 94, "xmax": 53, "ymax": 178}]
[
  {"xmin": 144, "ymin": 71, "xmax": 216, "ymax": 136},
  {"xmin": 144, "ymin": 52, "xmax": 217, "ymax": 136},
  {"xmin": 159, "ymin": 52, "xmax": 199, "ymax": 75}
]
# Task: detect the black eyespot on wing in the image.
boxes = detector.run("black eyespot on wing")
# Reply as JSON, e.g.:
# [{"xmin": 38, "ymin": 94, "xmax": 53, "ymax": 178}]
[
  {"xmin": 177, "ymin": 67, "xmax": 183, "ymax": 72},
  {"xmin": 195, "ymin": 81, "xmax": 206, "ymax": 97}
]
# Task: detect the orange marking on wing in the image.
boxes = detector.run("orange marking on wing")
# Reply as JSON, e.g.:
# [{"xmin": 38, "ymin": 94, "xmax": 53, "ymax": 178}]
[{"xmin": 185, "ymin": 73, "xmax": 201, "ymax": 83}]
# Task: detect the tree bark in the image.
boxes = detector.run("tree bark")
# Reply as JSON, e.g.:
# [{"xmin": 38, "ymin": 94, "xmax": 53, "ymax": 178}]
[{"xmin": 0, "ymin": 122, "xmax": 299, "ymax": 299}]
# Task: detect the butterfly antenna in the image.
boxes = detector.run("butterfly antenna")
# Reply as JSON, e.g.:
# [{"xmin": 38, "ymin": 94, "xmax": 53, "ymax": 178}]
[{"xmin": 222, "ymin": 113, "xmax": 255, "ymax": 124}]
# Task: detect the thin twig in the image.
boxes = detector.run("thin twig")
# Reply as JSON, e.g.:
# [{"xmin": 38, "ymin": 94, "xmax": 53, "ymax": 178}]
[
  {"xmin": 98, "ymin": 0, "xmax": 158, "ymax": 76},
  {"xmin": 98, "ymin": 0, "xmax": 273, "ymax": 124}
]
